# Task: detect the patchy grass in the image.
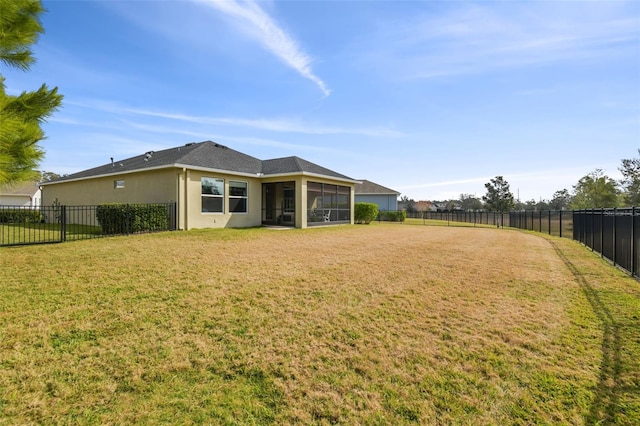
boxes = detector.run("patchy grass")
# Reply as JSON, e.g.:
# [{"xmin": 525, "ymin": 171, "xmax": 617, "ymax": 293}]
[{"xmin": 0, "ymin": 224, "xmax": 638, "ymax": 424}]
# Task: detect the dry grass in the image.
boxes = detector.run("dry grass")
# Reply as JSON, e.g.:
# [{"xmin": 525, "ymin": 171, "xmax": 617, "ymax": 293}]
[{"xmin": 1, "ymin": 224, "xmax": 638, "ymax": 424}]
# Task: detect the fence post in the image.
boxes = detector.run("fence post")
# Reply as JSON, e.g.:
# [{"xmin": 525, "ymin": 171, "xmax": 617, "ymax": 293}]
[
  {"xmin": 539, "ymin": 210, "xmax": 542, "ymax": 233},
  {"xmin": 561, "ymin": 210, "xmax": 564, "ymax": 238},
  {"xmin": 633, "ymin": 206, "xmax": 636, "ymax": 277},
  {"xmin": 60, "ymin": 205, "xmax": 67, "ymax": 242},
  {"xmin": 591, "ymin": 208, "xmax": 596, "ymax": 251},
  {"xmin": 613, "ymin": 207, "xmax": 617, "ymax": 267},
  {"xmin": 600, "ymin": 208, "xmax": 604, "ymax": 259}
]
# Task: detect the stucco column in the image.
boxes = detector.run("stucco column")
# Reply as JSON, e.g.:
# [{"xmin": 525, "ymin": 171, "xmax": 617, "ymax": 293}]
[{"xmin": 299, "ymin": 178, "xmax": 307, "ymax": 229}]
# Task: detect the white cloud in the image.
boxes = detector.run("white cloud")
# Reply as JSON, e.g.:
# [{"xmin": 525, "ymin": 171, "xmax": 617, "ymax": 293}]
[
  {"xmin": 202, "ymin": 0, "xmax": 330, "ymax": 96},
  {"xmin": 362, "ymin": 2, "xmax": 639, "ymax": 80}
]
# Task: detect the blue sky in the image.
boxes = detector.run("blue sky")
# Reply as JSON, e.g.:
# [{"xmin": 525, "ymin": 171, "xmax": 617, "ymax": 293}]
[{"xmin": 4, "ymin": 0, "xmax": 639, "ymax": 202}]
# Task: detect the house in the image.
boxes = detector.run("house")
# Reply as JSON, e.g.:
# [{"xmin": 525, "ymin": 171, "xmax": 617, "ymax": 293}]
[
  {"xmin": 0, "ymin": 181, "xmax": 42, "ymax": 208},
  {"xmin": 414, "ymin": 200, "xmax": 433, "ymax": 212},
  {"xmin": 41, "ymin": 141, "xmax": 358, "ymax": 230},
  {"xmin": 354, "ymin": 179, "xmax": 400, "ymax": 211}
]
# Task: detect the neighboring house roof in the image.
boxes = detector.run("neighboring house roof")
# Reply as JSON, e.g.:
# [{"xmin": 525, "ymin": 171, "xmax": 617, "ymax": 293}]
[
  {"xmin": 354, "ymin": 179, "xmax": 400, "ymax": 195},
  {"xmin": 0, "ymin": 181, "xmax": 41, "ymax": 197},
  {"xmin": 44, "ymin": 141, "xmax": 356, "ymax": 184},
  {"xmin": 414, "ymin": 200, "xmax": 433, "ymax": 211},
  {"xmin": 262, "ymin": 156, "xmax": 353, "ymax": 180}
]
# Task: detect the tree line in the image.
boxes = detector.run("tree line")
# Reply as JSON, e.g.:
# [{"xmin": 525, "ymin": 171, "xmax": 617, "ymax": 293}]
[{"xmin": 402, "ymin": 151, "xmax": 640, "ymax": 213}]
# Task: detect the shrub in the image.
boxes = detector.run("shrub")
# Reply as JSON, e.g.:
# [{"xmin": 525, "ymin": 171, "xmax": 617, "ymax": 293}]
[
  {"xmin": 378, "ymin": 210, "xmax": 407, "ymax": 222},
  {"xmin": 354, "ymin": 202, "xmax": 379, "ymax": 224},
  {"xmin": 0, "ymin": 209, "xmax": 43, "ymax": 223},
  {"xmin": 96, "ymin": 204, "xmax": 169, "ymax": 235}
]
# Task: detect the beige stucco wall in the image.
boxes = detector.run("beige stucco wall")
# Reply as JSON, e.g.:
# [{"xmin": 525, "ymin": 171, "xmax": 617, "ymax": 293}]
[
  {"xmin": 183, "ymin": 169, "xmax": 262, "ymax": 230},
  {"xmin": 42, "ymin": 167, "xmax": 355, "ymax": 230},
  {"xmin": 42, "ymin": 168, "xmax": 179, "ymax": 207}
]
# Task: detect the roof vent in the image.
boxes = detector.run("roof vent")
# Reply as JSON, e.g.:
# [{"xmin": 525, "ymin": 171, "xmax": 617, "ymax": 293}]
[{"xmin": 185, "ymin": 142, "xmax": 196, "ymax": 146}]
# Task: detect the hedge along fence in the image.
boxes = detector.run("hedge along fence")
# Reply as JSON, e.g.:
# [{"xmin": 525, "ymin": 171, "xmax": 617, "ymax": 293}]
[
  {"xmin": 378, "ymin": 210, "xmax": 406, "ymax": 222},
  {"xmin": 96, "ymin": 203, "xmax": 170, "ymax": 235},
  {"xmin": 355, "ymin": 203, "xmax": 379, "ymax": 224},
  {"xmin": 0, "ymin": 208, "xmax": 43, "ymax": 223}
]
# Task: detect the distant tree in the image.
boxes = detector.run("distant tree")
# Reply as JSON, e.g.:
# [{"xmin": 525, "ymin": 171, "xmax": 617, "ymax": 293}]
[
  {"xmin": 442, "ymin": 199, "xmax": 461, "ymax": 211},
  {"xmin": 399, "ymin": 195, "xmax": 416, "ymax": 213},
  {"xmin": 0, "ymin": 0, "xmax": 63, "ymax": 185},
  {"xmin": 38, "ymin": 170, "xmax": 63, "ymax": 182},
  {"xmin": 570, "ymin": 169, "xmax": 620, "ymax": 209},
  {"xmin": 459, "ymin": 193, "xmax": 483, "ymax": 211},
  {"xmin": 482, "ymin": 176, "xmax": 515, "ymax": 212},
  {"xmin": 619, "ymin": 149, "xmax": 640, "ymax": 206},
  {"xmin": 535, "ymin": 200, "xmax": 550, "ymax": 211},
  {"xmin": 549, "ymin": 189, "xmax": 572, "ymax": 210}
]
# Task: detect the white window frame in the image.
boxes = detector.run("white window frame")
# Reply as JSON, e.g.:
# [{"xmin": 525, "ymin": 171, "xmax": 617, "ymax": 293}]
[
  {"xmin": 201, "ymin": 177, "xmax": 224, "ymax": 214},
  {"xmin": 228, "ymin": 180, "xmax": 248, "ymax": 214}
]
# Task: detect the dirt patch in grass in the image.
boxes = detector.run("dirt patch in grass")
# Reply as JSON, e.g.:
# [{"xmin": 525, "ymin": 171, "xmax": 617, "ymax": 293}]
[{"xmin": 1, "ymin": 224, "xmax": 638, "ymax": 424}]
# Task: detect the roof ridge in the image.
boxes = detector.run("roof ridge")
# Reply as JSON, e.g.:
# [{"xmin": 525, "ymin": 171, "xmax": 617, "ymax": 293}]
[{"xmin": 292, "ymin": 156, "xmax": 305, "ymax": 172}]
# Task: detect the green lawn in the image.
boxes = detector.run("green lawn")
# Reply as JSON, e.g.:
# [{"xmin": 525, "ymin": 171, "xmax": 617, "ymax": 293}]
[
  {"xmin": 1, "ymin": 224, "xmax": 638, "ymax": 424},
  {"xmin": 1, "ymin": 222, "xmax": 102, "ymax": 245}
]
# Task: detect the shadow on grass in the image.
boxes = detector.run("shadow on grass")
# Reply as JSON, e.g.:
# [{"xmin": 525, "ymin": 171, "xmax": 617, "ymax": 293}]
[{"xmin": 551, "ymin": 241, "xmax": 622, "ymax": 425}]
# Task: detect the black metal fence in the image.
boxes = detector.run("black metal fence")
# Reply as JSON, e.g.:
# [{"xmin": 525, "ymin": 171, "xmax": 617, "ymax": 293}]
[
  {"xmin": 508, "ymin": 210, "xmax": 575, "ymax": 238},
  {"xmin": 409, "ymin": 210, "xmax": 573, "ymax": 237},
  {"xmin": 409, "ymin": 210, "xmax": 509, "ymax": 227},
  {"xmin": 0, "ymin": 203, "xmax": 177, "ymax": 247},
  {"xmin": 573, "ymin": 208, "xmax": 638, "ymax": 278},
  {"xmin": 408, "ymin": 209, "xmax": 637, "ymax": 279},
  {"xmin": 407, "ymin": 210, "xmax": 573, "ymax": 238}
]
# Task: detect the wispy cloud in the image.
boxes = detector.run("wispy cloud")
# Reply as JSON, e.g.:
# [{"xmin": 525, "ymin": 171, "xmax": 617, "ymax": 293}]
[
  {"xmin": 65, "ymin": 98, "xmax": 402, "ymax": 137},
  {"xmin": 202, "ymin": 0, "xmax": 330, "ymax": 96},
  {"xmin": 118, "ymin": 120, "xmax": 343, "ymax": 154},
  {"xmin": 363, "ymin": 2, "xmax": 639, "ymax": 80},
  {"xmin": 124, "ymin": 107, "xmax": 403, "ymax": 137}
]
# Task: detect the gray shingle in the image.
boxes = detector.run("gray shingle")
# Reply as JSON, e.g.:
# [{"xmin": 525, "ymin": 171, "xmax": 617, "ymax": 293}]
[
  {"xmin": 47, "ymin": 141, "xmax": 354, "ymax": 183},
  {"xmin": 261, "ymin": 156, "xmax": 354, "ymax": 180},
  {"xmin": 354, "ymin": 179, "xmax": 399, "ymax": 195}
]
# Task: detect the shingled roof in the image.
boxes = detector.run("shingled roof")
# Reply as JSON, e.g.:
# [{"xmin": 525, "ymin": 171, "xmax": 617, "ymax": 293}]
[
  {"xmin": 0, "ymin": 181, "xmax": 41, "ymax": 197},
  {"xmin": 46, "ymin": 141, "xmax": 356, "ymax": 183},
  {"xmin": 261, "ymin": 156, "xmax": 353, "ymax": 180},
  {"xmin": 354, "ymin": 179, "xmax": 399, "ymax": 195}
]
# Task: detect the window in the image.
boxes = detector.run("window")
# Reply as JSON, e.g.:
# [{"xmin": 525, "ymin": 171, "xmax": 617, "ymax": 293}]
[
  {"xmin": 229, "ymin": 181, "xmax": 248, "ymax": 213},
  {"xmin": 114, "ymin": 180, "xmax": 125, "ymax": 189},
  {"xmin": 202, "ymin": 177, "xmax": 224, "ymax": 213}
]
